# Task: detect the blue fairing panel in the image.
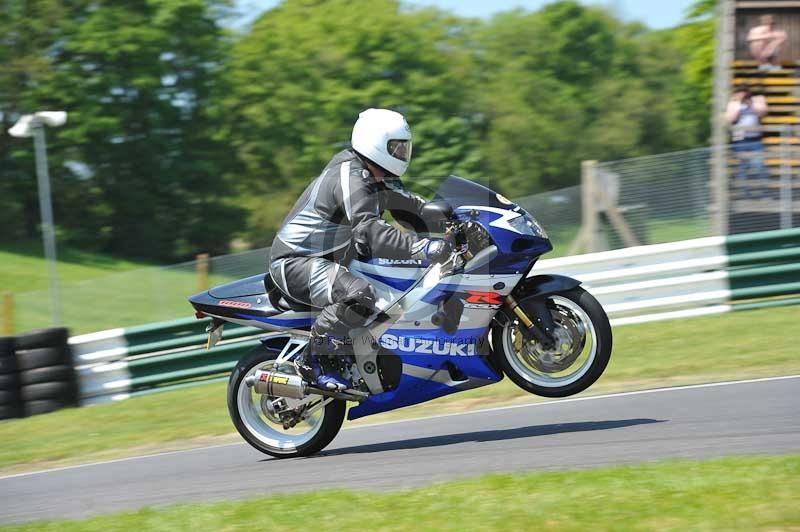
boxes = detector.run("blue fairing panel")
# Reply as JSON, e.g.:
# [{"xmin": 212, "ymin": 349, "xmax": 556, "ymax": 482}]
[
  {"xmin": 358, "ymin": 270, "xmax": 417, "ymax": 292},
  {"xmin": 347, "ymin": 326, "xmax": 502, "ymax": 420}
]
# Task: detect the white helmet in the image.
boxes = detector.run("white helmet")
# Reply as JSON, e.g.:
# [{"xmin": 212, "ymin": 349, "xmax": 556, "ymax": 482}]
[{"xmin": 351, "ymin": 108, "xmax": 412, "ymax": 177}]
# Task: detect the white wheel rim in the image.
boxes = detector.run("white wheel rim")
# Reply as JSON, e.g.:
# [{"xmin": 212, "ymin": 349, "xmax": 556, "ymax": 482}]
[
  {"xmin": 501, "ymin": 296, "xmax": 597, "ymax": 388},
  {"xmin": 236, "ymin": 359, "xmax": 326, "ymax": 453}
]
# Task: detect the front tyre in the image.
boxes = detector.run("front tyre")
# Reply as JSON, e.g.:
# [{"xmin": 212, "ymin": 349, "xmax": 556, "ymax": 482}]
[
  {"xmin": 492, "ymin": 286, "xmax": 612, "ymax": 398},
  {"xmin": 228, "ymin": 345, "xmax": 345, "ymax": 458}
]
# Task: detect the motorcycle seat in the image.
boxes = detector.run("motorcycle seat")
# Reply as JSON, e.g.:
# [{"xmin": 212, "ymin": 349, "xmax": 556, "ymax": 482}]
[{"xmin": 264, "ymin": 273, "xmax": 319, "ymax": 313}]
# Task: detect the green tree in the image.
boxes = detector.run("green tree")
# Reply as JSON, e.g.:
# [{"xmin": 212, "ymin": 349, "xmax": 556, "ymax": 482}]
[
  {"xmin": 221, "ymin": 0, "xmax": 482, "ymax": 244},
  {"xmin": 1, "ymin": 0, "xmax": 244, "ymax": 260},
  {"xmin": 0, "ymin": 1, "xmax": 76, "ymax": 241},
  {"xmin": 474, "ymin": 1, "xmax": 705, "ymax": 194},
  {"xmin": 675, "ymin": 0, "xmax": 715, "ymax": 143}
]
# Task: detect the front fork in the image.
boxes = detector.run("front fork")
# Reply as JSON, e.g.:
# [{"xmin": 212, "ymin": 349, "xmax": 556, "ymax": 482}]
[{"xmin": 503, "ymin": 294, "xmax": 557, "ymax": 350}]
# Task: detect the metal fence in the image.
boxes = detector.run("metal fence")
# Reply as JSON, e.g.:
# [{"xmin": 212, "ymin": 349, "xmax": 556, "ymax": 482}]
[
  {"xmin": 595, "ymin": 147, "xmax": 714, "ymax": 249},
  {"xmin": 12, "ymin": 249, "xmax": 272, "ymax": 334},
  {"xmin": 7, "ymin": 144, "xmax": 798, "ymax": 334}
]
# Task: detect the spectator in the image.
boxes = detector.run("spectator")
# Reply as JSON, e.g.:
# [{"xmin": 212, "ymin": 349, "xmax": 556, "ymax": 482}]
[
  {"xmin": 727, "ymin": 86, "xmax": 769, "ymax": 197},
  {"xmin": 747, "ymin": 14, "xmax": 788, "ymax": 71}
]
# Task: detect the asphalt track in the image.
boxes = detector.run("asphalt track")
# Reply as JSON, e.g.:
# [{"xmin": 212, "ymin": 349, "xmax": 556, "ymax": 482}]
[{"xmin": 2, "ymin": 375, "xmax": 799, "ymax": 524}]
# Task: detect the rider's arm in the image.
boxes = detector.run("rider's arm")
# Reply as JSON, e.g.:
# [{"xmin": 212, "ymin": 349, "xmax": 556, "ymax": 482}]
[
  {"xmin": 383, "ymin": 180, "xmax": 429, "ymax": 233},
  {"xmin": 342, "ymin": 169, "xmax": 428, "ymax": 259}
]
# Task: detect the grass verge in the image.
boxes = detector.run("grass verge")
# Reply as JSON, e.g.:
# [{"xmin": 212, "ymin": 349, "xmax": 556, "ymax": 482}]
[
  {"xmin": 0, "ymin": 242, "xmax": 146, "ymax": 293},
  {"xmin": 3, "ymin": 454, "xmax": 798, "ymax": 531}
]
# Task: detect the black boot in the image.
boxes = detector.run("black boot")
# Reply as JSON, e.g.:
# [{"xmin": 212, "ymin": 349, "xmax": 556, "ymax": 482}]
[{"xmin": 295, "ymin": 328, "xmax": 349, "ymax": 391}]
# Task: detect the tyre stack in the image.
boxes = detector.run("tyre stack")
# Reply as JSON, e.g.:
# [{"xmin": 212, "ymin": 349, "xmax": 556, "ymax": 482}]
[
  {"xmin": 0, "ymin": 336, "xmax": 22, "ymax": 420},
  {"xmin": 14, "ymin": 328, "xmax": 78, "ymax": 417}
]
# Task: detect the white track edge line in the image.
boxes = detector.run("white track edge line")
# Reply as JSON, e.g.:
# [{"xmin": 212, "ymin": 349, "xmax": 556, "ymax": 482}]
[{"xmin": 1, "ymin": 373, "xmax": 798, "ymax": 481}]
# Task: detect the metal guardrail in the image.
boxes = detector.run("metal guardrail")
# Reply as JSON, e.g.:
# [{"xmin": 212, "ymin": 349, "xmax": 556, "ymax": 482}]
[{"xmin": 68, "ymin": 227, "xmax": 800, "ymax": 405}]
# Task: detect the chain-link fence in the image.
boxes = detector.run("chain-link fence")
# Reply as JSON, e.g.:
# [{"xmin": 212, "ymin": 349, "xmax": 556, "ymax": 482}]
[
  {"xmin": 12, "ymin": 249, "xmax": 272, "ymax": 334},
  {"xmin": 595, "ymin": 147, "xmax": 714, "ymax": 249},
  {"xmin": 726, "ymin": 125, "xmax": 800, "ymax": 234},
  {"xmin": 8, "ymin": 143, "xmax": 798, "ymax": 334}
]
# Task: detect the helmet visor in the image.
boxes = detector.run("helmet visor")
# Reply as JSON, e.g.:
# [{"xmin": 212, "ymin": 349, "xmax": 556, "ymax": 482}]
[{"xmin": 387, "ymin": 139, "xmax": 411, "ymax": 162}]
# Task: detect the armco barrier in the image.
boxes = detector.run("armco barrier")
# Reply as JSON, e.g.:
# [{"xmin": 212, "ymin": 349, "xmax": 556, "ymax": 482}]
[{"xmin": 69, "ymin": 228, "xmax": 800, "ymax": 405}]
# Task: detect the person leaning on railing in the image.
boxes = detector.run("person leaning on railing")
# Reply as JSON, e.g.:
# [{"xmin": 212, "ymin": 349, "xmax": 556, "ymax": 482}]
[{"xmin": 727, "ymin": 86, "xmax": 769, "ymax": 198}]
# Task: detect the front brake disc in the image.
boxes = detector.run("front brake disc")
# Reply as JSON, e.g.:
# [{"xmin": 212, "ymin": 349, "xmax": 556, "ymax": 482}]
[{"xmin": 520, "ymin": 308, "xmax": 586, "ymax": 373}]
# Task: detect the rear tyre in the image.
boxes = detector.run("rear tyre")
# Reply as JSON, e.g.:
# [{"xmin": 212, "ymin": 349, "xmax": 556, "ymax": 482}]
[
  {"xmin": 228, "ymin": 345, "xmax": 346, "ymax": 459},
  {"xmin": 492, "ymin": 286, "xmax": 612, "ymax": 398}
]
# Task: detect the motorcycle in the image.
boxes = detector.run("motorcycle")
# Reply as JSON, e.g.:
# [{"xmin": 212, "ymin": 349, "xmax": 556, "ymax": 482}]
[{"xmin": 189, "ymin": 176, "xmax": 612, "ymax": 458}]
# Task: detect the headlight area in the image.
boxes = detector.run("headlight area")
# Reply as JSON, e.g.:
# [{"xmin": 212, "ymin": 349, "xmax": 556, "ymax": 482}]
[{"xmin": 509, "ymin": 212, "xmax": 549, "ymax": 239}]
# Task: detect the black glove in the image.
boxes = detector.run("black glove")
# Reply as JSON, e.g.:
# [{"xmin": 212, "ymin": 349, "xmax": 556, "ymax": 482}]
[{"xmin": 420, "ymin": 238, "xmax": 453, "ymax": 263}]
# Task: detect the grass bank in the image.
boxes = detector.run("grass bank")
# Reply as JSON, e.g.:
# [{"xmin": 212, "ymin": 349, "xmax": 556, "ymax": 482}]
[
  {"xmin": 0, "ymin": 242, "xmax": 146, "ymax": 294},
  {"xmin": 4, "ymin": 454, "xmax": 798, "ymax": 531},
  {"xmin": 0, "ymin": 305, "xmax": 797, "ymax": 475},
  {"xmin": 0, "ymin": 241, "xmax": 247, "ymax": 334}
]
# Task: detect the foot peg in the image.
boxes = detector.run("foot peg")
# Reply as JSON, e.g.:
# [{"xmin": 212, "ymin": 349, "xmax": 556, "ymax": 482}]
[{"xmin": 317, "ymin": 374, "xmax": 348, "ymax": 392}]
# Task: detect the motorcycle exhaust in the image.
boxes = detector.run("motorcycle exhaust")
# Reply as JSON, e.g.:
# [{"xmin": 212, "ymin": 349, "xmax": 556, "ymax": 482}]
[{"xmin": 245, "ymin": 370, "xmax": 306, "ymax": 399}]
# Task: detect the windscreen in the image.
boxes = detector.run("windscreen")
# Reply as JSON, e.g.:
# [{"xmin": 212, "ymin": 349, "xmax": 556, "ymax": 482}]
[{"xmin": 434, "ymin": 175, "xmax": 513, "ymax": 211}]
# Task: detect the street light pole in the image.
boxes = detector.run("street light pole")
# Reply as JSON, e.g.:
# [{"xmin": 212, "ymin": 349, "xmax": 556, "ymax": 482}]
[
  {"xmin": 9, "ymin": 111, "xmax": 68, "ymax": 327},
  {"xmin": 32, "ymin": 123, "xmax": 62, "ymax": 325}
]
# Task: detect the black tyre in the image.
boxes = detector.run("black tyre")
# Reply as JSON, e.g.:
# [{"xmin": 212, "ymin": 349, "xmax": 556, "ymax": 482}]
[
  {"xmin": 21, "ymin": 381, "xmax": 77, "ymax": 402},
  {"xmin": 0, "ymin": 372, "xmax": 19, "ymax": 390},
  {"xmin": 20, "ymin": 365, "xmax": 75, "ymax": 386},
  {"xmin": 492, "ymin": 286, "xmax": 612, "ymax": 398},
  {"xmin": 0, "ymin": 404, "xmax": 22, "ymax": 420},
  {"xmin": 14, "ymin": 328, "xmax": 68, "ymax": 351},
  {"xmin": 0, "ymin": 336, "xmax": 13, "ymax": 357},
  {"xmin": 16, "ymin": 347, "xmax": 70, "ymax": 371},
  {"xmin": 0, "ymin": 389, "xmax": 19, "ymax": 405},
  {"xmin": 0, "ymin": 354, "xmax": 17, "ymax": 374},
  {"xmin": 24, "ymin": 399, "xmax": 70, "ymax": 417},
  {"xmin": 228, "ymin": 345, "xmax": 346, "ymax": 459}
]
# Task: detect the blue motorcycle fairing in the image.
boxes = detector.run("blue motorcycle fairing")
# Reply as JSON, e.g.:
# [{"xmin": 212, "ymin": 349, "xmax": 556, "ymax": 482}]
[
  {"xmin": 452, "ymin": 206, "xmax": 552, "ymax": 275},
  {"xmin": 347, "ymin": 326, "xmax": 502, "ymax": 420}
]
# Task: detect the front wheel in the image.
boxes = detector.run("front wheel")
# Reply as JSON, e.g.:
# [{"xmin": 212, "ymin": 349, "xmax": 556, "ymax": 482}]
[
  {"xmin": 492, "ymin": 286, "xmax": 612, "ymax": 398},
  {"xmin": 228, "ymin": 345, "xmax": 346, "ymax": 458}
]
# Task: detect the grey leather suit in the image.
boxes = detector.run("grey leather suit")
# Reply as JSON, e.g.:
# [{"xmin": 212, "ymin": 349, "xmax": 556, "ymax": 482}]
[{"xmin": 269, "ymin": 149, "xmax": 427, "ymax": 336}]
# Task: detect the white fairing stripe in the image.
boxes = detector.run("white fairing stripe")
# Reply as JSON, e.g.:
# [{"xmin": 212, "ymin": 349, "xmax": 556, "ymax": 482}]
[{"xmin": 460, "ymin": 205, "xmax": 523, "ymax": 234}]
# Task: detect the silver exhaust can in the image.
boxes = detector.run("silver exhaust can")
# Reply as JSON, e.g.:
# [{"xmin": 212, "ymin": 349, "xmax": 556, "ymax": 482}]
[{"xmin": 246, "ymin": 370, "xmax": 307, "ymax": 399}]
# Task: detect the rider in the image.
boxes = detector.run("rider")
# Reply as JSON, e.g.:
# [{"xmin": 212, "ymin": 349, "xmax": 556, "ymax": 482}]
[{"xmin": 269, "ymin": 108, "xmax": 452, "ymax": 391}]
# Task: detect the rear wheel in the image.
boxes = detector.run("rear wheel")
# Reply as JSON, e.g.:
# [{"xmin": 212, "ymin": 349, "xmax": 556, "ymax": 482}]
[
  {"xmin": 492, "ymin": 286, "xmax": 612, "ymax": 398},
  {"xmin": 227, "ymin": 345, "xmax": 345, "ymax": 458}
]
